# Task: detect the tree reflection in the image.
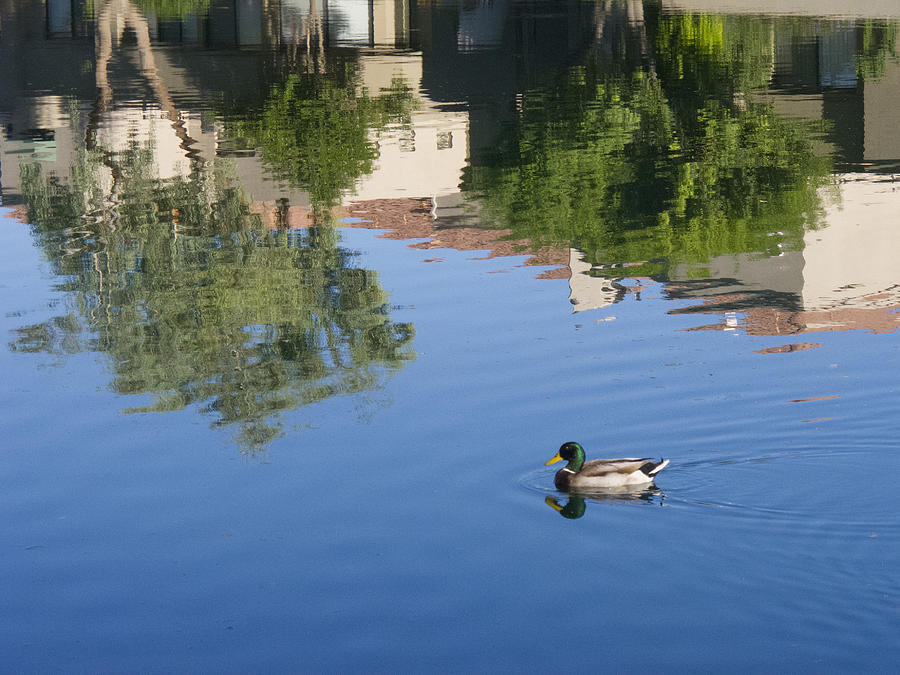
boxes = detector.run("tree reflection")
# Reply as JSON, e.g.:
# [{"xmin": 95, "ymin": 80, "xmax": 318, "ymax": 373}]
[
  {"xmin": 224, "ymin": 71, "xmax": 417, "ymax": 210},
  {"xmin": 13, "ymin": 126, "xmax": 415, "ymax": 451},
  {"xmin": 463, "ymin": 9, "xmax": 834, "ymax": 278},
  {"xmin": 857, "ymin": 21, "xmax": 899, "ymax": 80},
  {"xmin": 6, "ymin": 0, "xmax": 422, "ymax": 451},
  {"xmin": 132, "ymin": 0, "xmax": 210, "ymax": 19}
]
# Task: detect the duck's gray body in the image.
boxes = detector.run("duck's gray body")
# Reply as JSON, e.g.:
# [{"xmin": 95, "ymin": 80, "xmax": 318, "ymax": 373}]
[
  {"xmin": 554, "ymin": 457, "xmax": 669, "ymax": 490},
  {"xmin": 546, "ymin": 442, "xmax": 669, "ymax": 490}
]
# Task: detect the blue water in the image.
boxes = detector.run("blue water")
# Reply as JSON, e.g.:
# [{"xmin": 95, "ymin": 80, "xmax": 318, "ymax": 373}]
[
  {"xmin": 3, "ymin": 209, "xmax": 900, "ymax": 670},
  {"xmin": 4, "ymin": 0, "xmax": 900, "ymax": 669}
]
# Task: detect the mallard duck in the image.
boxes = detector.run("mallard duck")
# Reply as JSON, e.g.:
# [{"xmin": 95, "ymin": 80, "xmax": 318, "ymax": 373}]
[{"xmin": 545, "ymin": 441, "xmax": 669, "ymax": 490}]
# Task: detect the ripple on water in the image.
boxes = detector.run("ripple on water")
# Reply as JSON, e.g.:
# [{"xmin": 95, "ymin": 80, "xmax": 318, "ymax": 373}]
[
  {"xmin": 519, "ymin": 467, "xmax": 667, "ymax": 518},
  {"xmin": 661, "ymin": 445, "xmax": 900, "ymax": 535},
  {"xmin": 522, "ymin": 444, "xmax": 900, "ymax": 532}
]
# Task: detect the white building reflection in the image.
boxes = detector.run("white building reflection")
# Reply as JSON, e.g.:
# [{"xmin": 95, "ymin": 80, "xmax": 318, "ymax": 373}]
[
  {"xmin": 349, "ymin": 53, "xmax": 468, "ymax": 214},
  {"xmin": 3, "ymin": 0, "xmax": 900, "ymax": 335},
  {"xmin": 801, "ymin": 175, "xmax": 900, "ymax": 314},
  {"xmin": 280, "ymin": 0, "xmax": 412, "ymax": 48},
  {"xmin": 573, "ymin": 169, "xmax": 900, "ymax": 333}
]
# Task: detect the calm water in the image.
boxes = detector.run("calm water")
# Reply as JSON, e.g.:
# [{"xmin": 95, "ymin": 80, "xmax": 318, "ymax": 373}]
[{"xmin": 3, "ymin": 0, "xmax": 900, "ymax": 670}]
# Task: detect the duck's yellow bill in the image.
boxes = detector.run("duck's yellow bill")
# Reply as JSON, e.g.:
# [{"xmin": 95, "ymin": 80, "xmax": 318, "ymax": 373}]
[
  {"xmin": 545, "ymin": 496, "xmax": 563, "ymax": 512},
  {"xmin": 545, "ymin": 452, "xmax": 563, "ymax": 466}
]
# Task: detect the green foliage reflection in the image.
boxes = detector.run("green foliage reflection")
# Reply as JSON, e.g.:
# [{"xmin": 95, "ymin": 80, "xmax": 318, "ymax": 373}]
[
  {"xmin": 139, "ymin": 0, "xmax": 209, "ymax": 18},
  {"xmin": 14, "ymin": 132, "xmax": 415, "ymax": 450},
  {"xmin": 226, "ymin": 71, "xmax": 416, "ymax": 209},
  {"xmin": 857, "ymin": 21, "xmax": 899, "ymax": 80},
  {"xmin": 463, "ymin": 12, "xmax": 833, "ymax": 276},
  {"xmin": 85, "ymin": 0, "xmax": 210, "ymax": 19}
]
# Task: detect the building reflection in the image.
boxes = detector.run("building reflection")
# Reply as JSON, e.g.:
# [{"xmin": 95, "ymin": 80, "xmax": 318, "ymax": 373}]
[
  {"xmin": 554, "ymin": 9, "xmax": 900, "ymax": 335},
  {"xmin": 662, "ymin": 174, "xmax": 900, "ymax": 336},
  {"xmin": 2, "ymin": 0, "xmax": 900, "ymax": 339}
]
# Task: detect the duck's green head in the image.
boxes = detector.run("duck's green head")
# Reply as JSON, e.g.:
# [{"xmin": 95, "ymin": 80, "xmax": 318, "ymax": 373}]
[{"xmin": 545, "ymin": 441, "xmax": 585, "ymax": 471}]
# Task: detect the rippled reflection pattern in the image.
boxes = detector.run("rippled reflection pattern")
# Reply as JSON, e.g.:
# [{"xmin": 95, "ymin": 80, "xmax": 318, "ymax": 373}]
[{"xmin": 3, "ymin": 0, "xmax": 900, "ymax": 671}]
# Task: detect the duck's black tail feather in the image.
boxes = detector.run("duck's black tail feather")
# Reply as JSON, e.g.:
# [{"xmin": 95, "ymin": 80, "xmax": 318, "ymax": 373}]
[{"xmin": 641, "ymin": 458, "xmax": 670, "ymax": 476}]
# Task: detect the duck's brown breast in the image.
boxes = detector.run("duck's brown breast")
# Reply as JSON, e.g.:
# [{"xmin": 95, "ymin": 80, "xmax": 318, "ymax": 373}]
[{"xmin": 554, "ymin": 468, "xmax": 575, "ymax": 490}]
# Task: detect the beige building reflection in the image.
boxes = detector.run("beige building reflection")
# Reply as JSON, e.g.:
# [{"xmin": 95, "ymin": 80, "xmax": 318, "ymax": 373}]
[
  {"xmin": 660, "ymin": 173, "xmax": 900, "ymax": 336},
  {"xmin": 568, "ymin": 10, "xmax": 900, "ymax": 335},
  {"xmin": 567, "ymin": 168, "xmax": 900, "ymax": 333},
  {"xmin": 3, "ymin": 0, "xmax": 900, "ymax": 336},
  {"xmin": 348, "ymin": 53, "xmax": 469, "ymax": 217}
]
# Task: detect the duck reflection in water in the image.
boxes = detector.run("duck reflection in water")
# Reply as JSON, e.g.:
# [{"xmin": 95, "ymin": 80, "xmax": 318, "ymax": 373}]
[{"xmin": 545, "ymin": 485, "xmax": 664, "ymax": 519}]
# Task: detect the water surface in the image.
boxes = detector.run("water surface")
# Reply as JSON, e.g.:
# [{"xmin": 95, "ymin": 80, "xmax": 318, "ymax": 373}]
[{"xmin": 2, "ymin": 0, "xmax": 900, "ymax": 670}]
